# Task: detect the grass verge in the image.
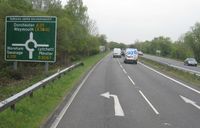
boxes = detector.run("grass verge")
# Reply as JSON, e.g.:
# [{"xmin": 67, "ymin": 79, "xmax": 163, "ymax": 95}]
[
  {"xmin": 139, "ymin": 57, "xmax": 200, "ymax": 88},
  {"xmin": 0, "ymin": 52, "xmax": 108, "ymax": 128},
  {"xmin": 0, "ymin": 65, "xmax": 62, "ymax": 101}
]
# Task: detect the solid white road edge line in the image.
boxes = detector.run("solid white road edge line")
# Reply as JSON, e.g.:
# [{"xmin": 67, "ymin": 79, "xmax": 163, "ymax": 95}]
[
  {"xmin": 139, "ymin": 90, "xmax": 160, "ymax": 115},
  {"xmin": 139, "ymin": 62, "xmax": 200, "ymax": 94},
  {"xmin": 128, "ymin": 76, "xmax": 135, "ymax": 86},
  {"xmin": 50, "ymin": 59, "xmax": 103, "ymax": 128}
]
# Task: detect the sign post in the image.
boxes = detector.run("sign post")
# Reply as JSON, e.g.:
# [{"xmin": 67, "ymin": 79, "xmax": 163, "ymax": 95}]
[
  {"xmin": 5, "ymin": 16, "xmax": 57, "ymax": 62},
  {"xmin": 45, "ymin": 62, "xmax": 49, "ymax": 75},
  {"xmin": 13, "ymin": 61, "xmax": 18, "ymax": 70}
]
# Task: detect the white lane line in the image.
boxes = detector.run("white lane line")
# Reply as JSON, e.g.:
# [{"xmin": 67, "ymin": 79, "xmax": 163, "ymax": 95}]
[
  {"xmin": 50, "ymin": 59, "xmax": 103, "ymax": 128},
  {"xmin": 123, "ymin": 69, "xmax": 127, "ymax": 74},
  {"xmin": 128, "ymin": 76, "xmax": 135, "ymax": 86},
  {"xmin": 117, "ymin": 59, "xmax": 123, "ymax": 68},
  {"xmin": 139, "ymin": 90, "xmax": 160, "ymax": 115},
  {"xmin": 139, "ymin": 62, "xmax": 200, "ymax": 94},
  {"xmin": 117, "ymin": 59, "xmax": 121, "ymax": 65},
  {"xmin": 117, "ymin": 59, "xmax": 127, "ymax": 74}
]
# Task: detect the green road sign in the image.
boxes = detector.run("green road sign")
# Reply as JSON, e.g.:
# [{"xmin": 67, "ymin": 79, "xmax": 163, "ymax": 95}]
[{"xmin": 5, "ymin": 16, "xmax": 57, "ymax": 62}]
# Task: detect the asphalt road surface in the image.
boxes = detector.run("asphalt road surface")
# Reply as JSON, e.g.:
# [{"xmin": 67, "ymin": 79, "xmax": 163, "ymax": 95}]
[
  {"xmin": 50, "ymin": 54, "xmax": 200, "ymax": 128},
  {"xmin": 142, "ymin": 54, "xmax": 200, "ymax": 75}
]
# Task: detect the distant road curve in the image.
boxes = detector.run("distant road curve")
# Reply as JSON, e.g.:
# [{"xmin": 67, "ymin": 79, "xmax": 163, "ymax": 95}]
[{"xmin": 141, "ymin": 54, "xmax": 200, "ymax": 76}]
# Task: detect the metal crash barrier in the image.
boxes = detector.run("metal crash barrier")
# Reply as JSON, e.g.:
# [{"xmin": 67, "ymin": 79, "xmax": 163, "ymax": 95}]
[{"xmin": 0, "ymin": 62, "xmax": 84, "ymax": 112}]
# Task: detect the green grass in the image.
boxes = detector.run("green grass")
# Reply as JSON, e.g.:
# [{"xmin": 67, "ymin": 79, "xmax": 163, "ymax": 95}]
[
  {"xmin": 0, "ymin": 65, "xmax": 61, "ymax": 101},
  {"xmin": 139, "ymin": 57, "xmax": 200, "ymax": 88},
  {"xmin": 0, "ymin": 52, "xmax": 108, "ymax": 128}
]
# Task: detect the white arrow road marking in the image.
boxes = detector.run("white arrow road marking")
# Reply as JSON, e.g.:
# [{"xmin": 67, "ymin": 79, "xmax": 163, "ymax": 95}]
[
  {"xmin": 101, "ymin": 92, "xmax": 125, "ymax": 116},
  {"xmin": 180, "ymin": 95, "xmax": 200, "ymax": 110},
  {"xmin": 50, "ymin": 59, "xmax": 104, "ymax": 128}
]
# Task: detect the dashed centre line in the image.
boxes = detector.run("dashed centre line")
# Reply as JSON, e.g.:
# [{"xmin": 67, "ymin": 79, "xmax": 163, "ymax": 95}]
[
  {"xmin": 117, "ymin": 59, "xmax": 135, "ymax": 85},
  {"xmin": 117, "ymin": 59, "xmax": 160, "ymax": 115},
  {"xmin": 123, "ymin": 69, "xmax": 127, "ymax": 74},
  {"xmin": 128, "ymin": 76, "xmax": 135, "ymax": 86}
]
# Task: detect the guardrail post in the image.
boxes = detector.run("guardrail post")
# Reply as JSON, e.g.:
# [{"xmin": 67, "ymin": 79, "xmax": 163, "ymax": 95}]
[
  {"xmin": 11, "ymin": 104, "xmax": 16, "ymax": 111},
  {"xmin": 43, "ymin": 84, "xmax": 46, "ymax": 89},
  {"xmin": 58, "ymin": 74, "xmax": 61, "ymax": 79},
  {"xmin": 0, "ymin": 62, "xmax": 84, "ymax": 113},
  {"xmin": 52, "ymin": 79, "xmax": 55, "ymax": 83},
  {"xmin": 30, "ymin": 92, "xmax": 33, "ymax": 97}
]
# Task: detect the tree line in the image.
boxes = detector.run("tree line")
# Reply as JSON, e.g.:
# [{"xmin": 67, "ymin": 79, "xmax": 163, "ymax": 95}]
[
  {"xmin": 0, "ymin": 0, "xmax": 107, "ymax": 68},
  {"xmin": 134, "ymin": 22, "xmax": 200, "ymax": 62},
  {"xmin": 109, "ymin": 23, "xmax": 200, "ymax": 63},
  {"xmin": 0, "ymin": 0, "xmax": 109, "ymax": 85}
]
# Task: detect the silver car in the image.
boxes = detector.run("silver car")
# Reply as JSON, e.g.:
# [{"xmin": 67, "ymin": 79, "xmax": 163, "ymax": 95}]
[{"xmin": 184, "ymin": 58, "xmax": 198, "ymax": 67}]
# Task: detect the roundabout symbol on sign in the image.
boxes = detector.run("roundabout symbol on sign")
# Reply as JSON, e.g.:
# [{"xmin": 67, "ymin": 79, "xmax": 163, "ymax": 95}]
[{"xmin": 12, "ymin": 32, "xmax": 49, "ymax": 59}]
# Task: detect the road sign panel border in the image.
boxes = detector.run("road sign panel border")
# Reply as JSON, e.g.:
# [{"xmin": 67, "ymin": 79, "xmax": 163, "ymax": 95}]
[{"xmin": 4, "ymin": 16, "xmax": 57, "ymax": 63}]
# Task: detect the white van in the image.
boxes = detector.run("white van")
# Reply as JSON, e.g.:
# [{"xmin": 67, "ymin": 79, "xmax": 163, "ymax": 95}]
[
  {"xmin": 124, "ymin": 48, "xmax": 138, "ymax": 64},
  {"xmin": 113, "ymin": 48, "xmax": 122, "ymax": 58}
]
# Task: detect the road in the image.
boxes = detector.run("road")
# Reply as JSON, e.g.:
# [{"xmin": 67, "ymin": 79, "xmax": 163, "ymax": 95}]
[
  {"xmin": 142, "ymin": 54, "xmax": 200, "ymax": 75},
  {"xmin": 50, "ymin": 54, "xmax": 200, "ymax": 128}
]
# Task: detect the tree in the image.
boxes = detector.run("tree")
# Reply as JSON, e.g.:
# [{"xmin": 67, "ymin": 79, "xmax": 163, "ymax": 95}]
[
  {"xmin": 185, "ymin": 22, "xmax": 200, "ymax": 62},
  {"xmin": 65, "ymin": 0, "xmax": 88, "ymax": 25},
  {"xmin": 32, "ymin": 0, "xmax": 62, "ymax": 11},
  {"xmin": 87, "ymin": 19, "xmax": 98, "ymax": 35},
  {"xmin": 150, "ymin": 36, "xmax": 172, "ymax": 56},
  {"xmin": 171, "ymin": 41, "xmax": 193, "ymax": 60},
  {"xmin": 98, "ymin": 34, "xmax": 107, "ymax": 45},
  {"xmin": 0, "ymin": 0, "xmax": 105, "ymax": 86},
  {"xmin": 108, "ymin": 41, "xmax": 127, "ymax": 50},
  {"xmin": 0, "ymin": 0, "xmax": 33, "ymax": 68}
]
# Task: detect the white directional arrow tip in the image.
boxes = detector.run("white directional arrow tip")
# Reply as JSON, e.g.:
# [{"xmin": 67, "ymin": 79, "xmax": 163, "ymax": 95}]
[
  {"xmin": 180, "ymin": 95, "xmax": 200, "ymax": 110},
  {"xmin": 180, "ymin": 95, "xmax": 195, "ymax": 104},
  {"xmin": 101, "ymin": 92, "xmax": 110, "ymax": 99}
]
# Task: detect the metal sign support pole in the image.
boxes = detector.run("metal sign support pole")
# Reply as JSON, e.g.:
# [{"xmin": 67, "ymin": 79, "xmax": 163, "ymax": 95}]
[
  {"xmin": 45, "ymin": 62, "xmax": 49, "ymax": 75},
  {"xmin": 13, "ymin": 61, "xmax": 18, "ymax": 70}
]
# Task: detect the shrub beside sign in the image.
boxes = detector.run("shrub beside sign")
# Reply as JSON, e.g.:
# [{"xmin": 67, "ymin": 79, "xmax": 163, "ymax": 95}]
[{"xmin": 5, "ymin": 16, "xmax": 57, "ymax": 62}]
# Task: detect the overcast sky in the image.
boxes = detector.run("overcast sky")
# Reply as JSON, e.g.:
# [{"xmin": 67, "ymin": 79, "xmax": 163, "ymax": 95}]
[{"xmin": 62, "ymin": 0, "xmax": 200, "ymax": 44}]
